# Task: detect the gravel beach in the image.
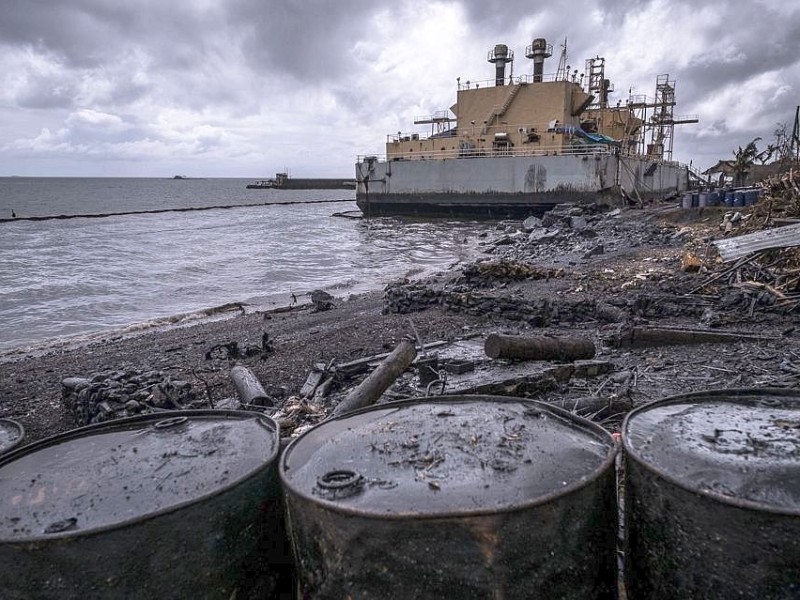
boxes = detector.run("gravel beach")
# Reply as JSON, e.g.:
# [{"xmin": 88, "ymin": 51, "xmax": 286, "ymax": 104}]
[{"xmin": 2, "ymin": 201, "xmax": 798, "ymax": 447}]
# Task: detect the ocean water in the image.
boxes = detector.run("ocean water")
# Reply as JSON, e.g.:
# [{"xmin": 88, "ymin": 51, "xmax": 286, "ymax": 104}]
[{"xmin": 0, "ymin": 177, "xmax": 492, "ymax": 354}]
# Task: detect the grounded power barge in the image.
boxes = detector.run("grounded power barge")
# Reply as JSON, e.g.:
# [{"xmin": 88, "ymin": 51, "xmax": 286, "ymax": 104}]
[{"xmin": 355, "ymin": 37, "xmax": 696, "ymax": 218}]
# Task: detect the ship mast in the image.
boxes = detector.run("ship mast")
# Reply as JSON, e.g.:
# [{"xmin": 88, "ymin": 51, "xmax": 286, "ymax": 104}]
[{"xmin": 555, "ymin": 38, "xmax": 568, "ymax": 81}]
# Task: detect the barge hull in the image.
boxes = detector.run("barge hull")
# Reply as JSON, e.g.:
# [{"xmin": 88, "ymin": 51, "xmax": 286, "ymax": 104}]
[
  {"xmin": 355, "ymin": 192, "xmax": 591, "ymax": 218},
  {"xmin": 355, "ymin": 154, "xmax": 688, "ymax": 217}
]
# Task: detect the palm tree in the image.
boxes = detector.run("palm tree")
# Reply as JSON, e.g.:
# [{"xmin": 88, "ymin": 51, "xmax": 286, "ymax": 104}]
[{"xmin": 731, "ymin": 137, "xmax": 762, "ymax": 186}]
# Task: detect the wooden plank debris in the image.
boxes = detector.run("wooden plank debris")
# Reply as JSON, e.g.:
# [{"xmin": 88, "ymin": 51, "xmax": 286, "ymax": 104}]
[{"xmin": 299, "ymin": 370, "xmax": 325, "ymax": 398}]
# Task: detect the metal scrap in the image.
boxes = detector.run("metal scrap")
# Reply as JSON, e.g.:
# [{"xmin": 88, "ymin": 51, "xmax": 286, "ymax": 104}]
[{"xmin": 712, "ymin": 222, "xmax": 800, "ymax": 262}]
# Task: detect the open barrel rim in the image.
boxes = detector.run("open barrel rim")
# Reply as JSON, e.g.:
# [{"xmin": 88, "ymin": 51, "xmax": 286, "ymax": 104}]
[
  {"xmin": 0, "ymin": 409, "xmax": 279, "ymax": 543},
  {"xmin": 280, "ymin": 394, "xmax": 618, "ymax": 520},
  {"xmin": 0, "ymin": 418, "xmax": 25, "ymax": 456},
  {"xmin": 622, "ymin": 387, "xmax": 800, "ymax": 517}
]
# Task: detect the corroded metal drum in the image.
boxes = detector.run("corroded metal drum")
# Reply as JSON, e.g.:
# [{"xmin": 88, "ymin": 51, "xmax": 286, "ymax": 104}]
[
  {"xmin": 280, "ymin": 395, "xmax": 619, "ymax": 599},
  {"xmin": 623, "ymin": 389, "xmax": 800, "ymax": 599},
  {"xmin": 0, "ymin": 410, "xmax": 288, "ymax": 599},
  {"xmin": 0, "ymin": 418, "xmax": 24, "ymax": 455}
]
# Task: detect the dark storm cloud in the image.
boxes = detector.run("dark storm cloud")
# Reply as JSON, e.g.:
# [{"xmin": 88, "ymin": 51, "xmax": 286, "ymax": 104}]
[
  {"xmin": 457, "ymin": 0, "xmax": 655, "ymax": 35},
  {"xmin": 225, "ymin": 0, "xmax": 389, "ymax": 82},
  {"xmin": 0, "ymin": 0, "xmax": 398, "ymax": 109},
  {"xmin": 0, "ymin": 0, "xmax": 172, "ymax": 68},
  {"xmin": 679, "ymin": 17, "xmax": 800, "ymax": 104},
  {"xmin": 0, "ymin": 0, "xmax": 797, "ymax": 175}
]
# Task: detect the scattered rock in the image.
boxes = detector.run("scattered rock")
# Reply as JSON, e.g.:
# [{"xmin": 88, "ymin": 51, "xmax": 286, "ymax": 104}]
[
  {"xmin": 582, "ymin": 244, "xmax": 605, "ymax": 259},
  {"xmin": 522, "ymin": 215, "xmax": 543, "ymax": 232},
  {"xmin": 309, "ymin": 290, "xmax": 335, "ymax": 312},
  {"xmin": 62, "ymin": 368, "xmax": 200, "ymax": 426}
]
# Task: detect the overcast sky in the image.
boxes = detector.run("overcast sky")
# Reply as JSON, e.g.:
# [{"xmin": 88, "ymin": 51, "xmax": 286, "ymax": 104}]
[{"xmin": 1, "ymin": 0, "xmax": 798, "ymax": 177}]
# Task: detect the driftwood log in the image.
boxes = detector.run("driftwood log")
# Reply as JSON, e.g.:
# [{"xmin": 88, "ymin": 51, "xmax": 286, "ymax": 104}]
[
  {"xmin": 484, "ymin": 333, "xmax": 596, "ymax": 361},
  {"xmin": 331, "ymin": 339, "xmax": 417, "ymax": 418},
  {"xmin": 230, "ymin": 365, "xmax": 273, "ymax": 407},
  {"xmin": 611, "ymin": 326, "xmax": 772, "ymax": 349}
]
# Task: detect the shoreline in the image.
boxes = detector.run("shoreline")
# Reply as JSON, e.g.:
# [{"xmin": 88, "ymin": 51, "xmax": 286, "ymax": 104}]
[
  {"xmin": 0, "ymin": 257, "xmax": 456, "ymax": 361},
  {"xmin": 0, "ymin": 299, "xmax": 308, "ymax": 363},
  {"xmin": 3, "ymin": 201, "xmax": 799, "ymax": 449},
  {"xmin": 0, "ymin": 287, "xmax": 495, "ymax": 444}
]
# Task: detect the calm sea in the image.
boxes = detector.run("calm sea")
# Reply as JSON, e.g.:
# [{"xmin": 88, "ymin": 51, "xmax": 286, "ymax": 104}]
[{"xmin": 0, "ymin": 177, "xmax": 492, "ymax": 355}]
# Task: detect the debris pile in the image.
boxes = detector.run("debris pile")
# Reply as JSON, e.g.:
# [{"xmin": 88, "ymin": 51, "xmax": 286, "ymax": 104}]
[
  {"xmin": 384, "ymin": 275, "xmax": 717, "ymax": 324},
  {"xmin": 488, "ymin": 204, "xmax": 680, "ymax": 266},
  {"xmin": 742, "ymin": 168, "xmax": 800, "ymax": 233},
  {"xmin": 385, "ymin": 281, "xmax": 619, "ymax": 324},
  {"xmin": 690, "ymin": 168, "xmax": 800, "ymax": 316},
  {"xmin": 459, "ymin": 260, "xmax": 564, "ymax": 286},
  {"xmin": 62, "ymin": 369, "xmax": 201, "ymax": 426},
  {"xmin": 272, "ymin": 396, "xmax": 327, "ymax": 437}
]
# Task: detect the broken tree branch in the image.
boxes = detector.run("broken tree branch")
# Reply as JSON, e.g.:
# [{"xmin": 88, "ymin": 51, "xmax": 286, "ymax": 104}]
[{"xmin": 331, "ymin": 338, "xmax": 417, "ymax": 417}]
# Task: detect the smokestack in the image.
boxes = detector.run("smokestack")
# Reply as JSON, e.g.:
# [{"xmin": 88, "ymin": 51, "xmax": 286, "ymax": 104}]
[
  {"xmin": 525, "ymin": 38, "xmax": 552, "ymax": 83},
  {"xmin": 487, "ymin": 44, "xmax": 513, "ymax": 86},
  {"xmin": 601, "ymin": 79, "xmax": 611, "ymax": 107}
]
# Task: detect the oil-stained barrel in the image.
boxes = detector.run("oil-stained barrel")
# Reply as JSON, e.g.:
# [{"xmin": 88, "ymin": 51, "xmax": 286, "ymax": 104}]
[
  {"xmin": 280, "ymin": 395, "xmax": 618, "ymax": 599},
  {"xmin": 0, "ymin": 410, "xmax": 288, "ymax": 599},
  {"xmin": 623, "ymin": 388, "xmax": 800, "ymax": 599},
  {"xmin": 0, "ymin": 418, "xmax": 24, "ymax": 455}
]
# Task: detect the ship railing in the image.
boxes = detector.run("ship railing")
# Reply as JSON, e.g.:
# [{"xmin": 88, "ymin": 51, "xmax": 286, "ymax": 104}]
[
  {"xmin": 456, "ymin": 72, "xmax": 572, "ymax": 90},
  {"xmin": 390, "ymin": 121, "xmax": 561, "ymax": 144},
  {"xmin": 359, "ymin": 144, "xmax": 613, "ymax": 163}
]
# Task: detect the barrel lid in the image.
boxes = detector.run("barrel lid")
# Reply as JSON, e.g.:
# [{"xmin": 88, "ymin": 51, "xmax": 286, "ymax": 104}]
[
  {"xmin": 624, "ymin": 389, "xmax": 800, "ymax": 511},
  {"xmin": 280, "ymin": 396, "xmax": 615, "ymax": 517},
  {"xmin": 0, "ymin": 410, "xmax": 277, "ymax": 540},
  {"xmin": 0, "ymin": 419, "xmax": 24, "ymax": 455}
]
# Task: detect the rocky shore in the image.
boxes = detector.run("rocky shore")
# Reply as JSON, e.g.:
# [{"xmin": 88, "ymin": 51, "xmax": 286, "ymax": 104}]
[{"xmin": 2, "ymin": 194, "xmax": 799, "ymax": 447}]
